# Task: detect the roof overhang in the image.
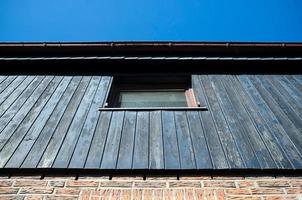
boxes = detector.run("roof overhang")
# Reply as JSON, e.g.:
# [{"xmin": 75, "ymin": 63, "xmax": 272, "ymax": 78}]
[
  {"xmin": 1, "ymin": 42, "xmax": 302, "ymax": 57},
  {"xmin": 0, "ymin": 42, "xmax": 301, "ymax": 74}
]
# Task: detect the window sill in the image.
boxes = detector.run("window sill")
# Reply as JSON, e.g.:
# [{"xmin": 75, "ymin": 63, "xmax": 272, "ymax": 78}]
[{"xmin": 98, "ymin": 107, "xmax": 208, "ymax": 111}]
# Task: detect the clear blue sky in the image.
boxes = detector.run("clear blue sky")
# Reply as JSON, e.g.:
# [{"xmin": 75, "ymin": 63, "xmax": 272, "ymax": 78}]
[{"xmin": 1, "ymin": 0, "xmax": 302, "ymax": 42}]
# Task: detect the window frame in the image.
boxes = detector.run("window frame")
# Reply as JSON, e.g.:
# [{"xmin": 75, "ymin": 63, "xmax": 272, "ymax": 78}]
[{"xmin": 101, "ymin": 75, "xmax": 207, "ymax": 111}]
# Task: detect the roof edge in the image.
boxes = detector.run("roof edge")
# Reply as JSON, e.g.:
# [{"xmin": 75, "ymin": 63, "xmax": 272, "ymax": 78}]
[
  {"xmin": 1, "ymin": 42, "xmax": 302, "ymax": 57},
  {"xmin": 1, "ymin": 41, "xmax": 302, "ymax": 47}
]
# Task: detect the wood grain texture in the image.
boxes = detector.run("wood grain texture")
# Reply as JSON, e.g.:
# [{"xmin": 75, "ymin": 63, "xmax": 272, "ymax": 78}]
[{"xmin": 0, "ymin": 75, "xmax": 301, "ymax": 171}]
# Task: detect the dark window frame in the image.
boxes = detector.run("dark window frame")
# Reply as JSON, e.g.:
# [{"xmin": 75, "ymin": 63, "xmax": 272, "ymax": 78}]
[{"xmin": 101, "ymin": 75, "xmax": 207, "ymax": 111}]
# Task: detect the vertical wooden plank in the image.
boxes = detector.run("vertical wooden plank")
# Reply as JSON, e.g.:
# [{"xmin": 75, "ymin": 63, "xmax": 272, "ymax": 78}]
[
  {"xmin": 98, "ymin": 76, "xmax": 113, "ymax": 107},
  {"xmin": 149, "ymin": 111, "xmax": 164, "ymax": 169},
  {"xmin": 276, "ymin": 75, "xmax": 302, "ymax": 103},
  {"xmin": 0, "ymin": 76, "xmax": 62, "ymax": 168},
  {"xmin": 286, "ymin": 75, "xmax": 302, "ymax": 92},
  {"xmin": 0, "ymin": 76, "xmax": 44, "ymax": 132},
  {"xmin": 116, "ymin": 111, "xmax": 136, "ymax": 169},
  {"xmin": 199, "ymin": 75, "xmax": 245, "ymax": 169},
  {"xmin": 85, "ymin": 111, "xmax": 112, "ymax": 169},
  {"xmin": 0, "ymin": 76, "xmax": 53, "ymax": 150},
  {"xmin": 267, "ymin": 75, "xmax": 302, "ymax": 120},
  {"xmin": 206, "ymin": 75, "xmax": 263, "ymax": 169},
  {"xmin": 0, "ymin": 76, "xmax": 17, "ymax": 94},
  {"xmin": 174, "ymin": 111, "xmax": 196, "ymax": 169},
  {"xmin": 219, "ymin": 75, "xmax": 276, "ymax": 169},
  {"xmin": 37, "ymin": 76, "xmax": 90, "ymax": 168},
  {"xmin": 5, "ymin": 76, "xmax": 72, "ymax": 168},
  {"xmin": 69, "ymin": 76, "xmax": 112, "ymax": 168},
  {"xmin": 292, "ymin": 75, "xmax": 302, "ymax": 85},
  {"xmin": 249, "ymin": 75, "xmax": 302, "ymax": 154},
  {"xmin": 0, "ymin": 76, "xmax": 27, "ymax": 106},
  {"xmin": 21, "ymin": 76, "xmax": 82, "ymax": 168},
  {"xmin": 0, "ymin": 76, "xmax": 8, "ymax": 85},
  {"xmin": 132, "ymin": 111, "xmax": 149, "ymax": 169},
  {"xmin": 191, "ymin": 75, "xmax": 207, "ymax": 107},
  {"xmin": 186, "ymin": 111, "xmax": 212, "ymax": 169},
  {"xmin": 162, "ymin": 111, "xmax": 180, "ymax": 170},
  {"xmin": 238, "ymin": 75, "xmax": 302, "ymax": 168},
  {"xmin": 53, "ymin": 76, "xmax": 99, "ymax": 168},
  {"xmin": 228, "ymin": 75, "xmax": 292, "ymax": 169},
  {"xmin": 100, "ymin": 111, "xmax": 125, "ymax": 169},
  {"xmin": 0, "ymin": 76, "xmax": 35, "ymax": 117},
  {"xmin": 258, "ymin": 75, "xmax": 302, "ymax": 133},
  {"xmin": 197, "ymin": 75, "xmax": 229, "ymax": 169}
]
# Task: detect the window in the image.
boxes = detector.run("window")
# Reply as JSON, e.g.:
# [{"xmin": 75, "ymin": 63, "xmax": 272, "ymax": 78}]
[{"xmin": 105, "ymin": 75, "xmax": 199, "ymax": 108}]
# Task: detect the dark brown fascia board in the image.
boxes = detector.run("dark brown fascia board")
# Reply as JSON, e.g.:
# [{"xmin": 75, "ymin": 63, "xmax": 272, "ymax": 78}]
[{"xmin": 0, "ymin": 42, "xmax": 302, "ymax": 57}]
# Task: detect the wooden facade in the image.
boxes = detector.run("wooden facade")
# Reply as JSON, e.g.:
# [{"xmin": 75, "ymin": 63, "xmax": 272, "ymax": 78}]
[{"xmin": 0, "ymin": 42, "xmax": 301, "ymax": 175}]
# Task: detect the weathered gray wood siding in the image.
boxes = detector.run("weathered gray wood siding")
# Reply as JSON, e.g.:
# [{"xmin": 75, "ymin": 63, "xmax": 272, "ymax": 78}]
[{"xmin": 0, "ymin": 75, "xmax": 301, "ymax": 170}]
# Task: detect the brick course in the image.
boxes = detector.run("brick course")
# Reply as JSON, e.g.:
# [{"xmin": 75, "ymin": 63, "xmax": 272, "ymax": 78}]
[{"xmin": 0, "ymin": 175, "xmax": 301, "ymax": 199}]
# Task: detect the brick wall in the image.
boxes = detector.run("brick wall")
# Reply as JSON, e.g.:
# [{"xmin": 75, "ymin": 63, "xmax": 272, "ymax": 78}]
[{"xmin": 0, "ymin": 175, "xmax": 301, "ymax": 200}]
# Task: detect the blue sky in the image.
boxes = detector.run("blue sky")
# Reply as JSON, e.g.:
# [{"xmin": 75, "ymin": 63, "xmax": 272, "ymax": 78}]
[{"xmin": 1, "ymin": 0, "xmax": 302, "ymax": 42}]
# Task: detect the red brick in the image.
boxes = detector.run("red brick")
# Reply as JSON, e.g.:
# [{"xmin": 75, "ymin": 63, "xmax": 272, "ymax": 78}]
[
  {"xmin": 174, "ymin": 189, "xmax": 184, "ymax": 200},
  {"xmin": 285, "ymin": 187, "xmax": 302, "ymax": 194},
  {"xmin": 14, "ymin": 180, "xmax": 47, "ymax": 187},
  {"xmin": 90, "ymin": 196, "xmax": 99, "ymax": 200},
  {"xmin": 132, "ymin": 189, "xmax": 143, "ymax": 200},
  {"xmin": 90, "ymin": 189, "xmax": 101, "ymax": 196},
  {"xmin": 0, "ymin": 180, "xmax": 13, "ymax": 187},
  {"xmin": 250, "ymin": 188, "xmax": 284, "ymax": 195},
  {"xmin": 154, "ymin": 189, "xmax": 163, "ymax": 200},
  {"xmin": 290, "ymin": 180, "xmax": 302, "ymax": 187},
  {"xmin": 143, "ymin": 189, "xmax": 153, "ymax": 200},
  {"xmin": 227, "ymin": 197, "xmax": 261, "ymax": 200},
  {"xmin": 80, "ymin": 189, "xmax": 92, "ymax": 200},
  {"xmin": 203, "ymin": 181, "xmax": 236, "ymax": 188},
  {"xmin": 0, "ymin": 196, "xmax": 24, "ymax": 200},
  {"xmin": 111, "ymin": 189, "xmax": 121, "ymax": 200},
  {"xmin": 99, "ymin": 189, "xmax": 112, "ymax": 198},
  {"xmin": 225, "ymin": 188, "xmax": 251, "ymax": 195},
  {"xmin": 120, "ymin": 189, "xmax": 132, "ymax": 200},
  {"xmin": 134, "ymin": 181, "xmax": 166, "ymax": 188},
  {"xmin": 184, "ymin": 189, "xmax": 195, "ymax": 200},
  {"xmin": 55, "ymin": 188, "xmax": 81, "ymax": 195},
  {"xmin": 237, "ymin": 181, "xmax": 255, "ymax": 188},
  {"xmin": 257, "ymin": 181, "xmax": 290, "ymax": 187},
  {"xmin": 261, "ymin": 196, "xmax": 286, "ymax": 200},
  {"xmin": 215, "ymin": 189, "xmax": 225, "ymax": 200},
  {"xmin": 99, "ymin": 181, "xmax": 133, "ymax": 188},
  {"xmin": 0, "ymin": 187, "xmax": 19, "ymax": 194},
  {"xmin": 203, "ymin": 189, "xmax": 215, "ymax": 199},
  {"xmin": 66, "ymin": 181, "xmax": 99, "ymax": 187},
  {"xmin": 45, "ymin": 196, "xmax": 78, "ymax": 200},
  {"xmin": 25, "ymin": 196, "xmax": 44, "ymax": 200},
  {"xmin": 163, "ymin": 189, "xmax": 174, "ymax": 200},
  {"xmin": 168, "ymin": 181, "xmax": 200, "ymax": 188},
  {"xmin": 194, "ymin": 189, "xmax": 204, "ymax": 199},
  {"xmin": 19, "ymin": 187, "xmax": 54, "ymax": 194}
]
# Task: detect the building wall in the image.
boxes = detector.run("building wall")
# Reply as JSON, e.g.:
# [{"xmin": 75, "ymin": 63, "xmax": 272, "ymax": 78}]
[
  {"xmin": 0, "ymin": 175, "xmax": 301, "ymax": 200},
  {"xmin": 1, "ymin": 75, "xmax": 302, "ymax": 171}
]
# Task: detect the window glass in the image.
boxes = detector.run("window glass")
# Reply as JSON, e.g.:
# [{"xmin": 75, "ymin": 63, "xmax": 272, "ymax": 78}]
[{"xmin": 118, "ymin": 90, "xmax": 187, "ymax": 107}]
